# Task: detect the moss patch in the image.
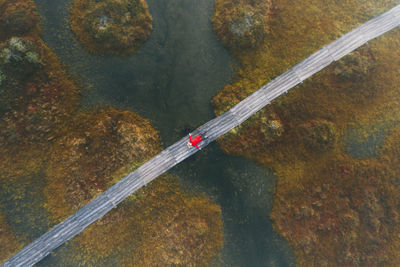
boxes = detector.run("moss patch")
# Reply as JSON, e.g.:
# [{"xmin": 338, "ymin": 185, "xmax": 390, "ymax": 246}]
[
  {"xmin": 70, "ymin": 0, "xmax": 152, "ymax": 55},
  {"xmin": 44, "ymin": 107, "xmax": 161, "ymax": 221},
  {"xmin": 0, "ymin": 36, "xmax": 80, "ymax": 146},
  {"xmin": 212, "ymin": 0, "xmax": 275, "ymax": 51}
]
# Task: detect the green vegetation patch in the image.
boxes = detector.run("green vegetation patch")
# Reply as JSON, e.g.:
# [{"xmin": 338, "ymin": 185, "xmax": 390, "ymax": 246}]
[{"xmin": 70, "ymin": 0, "xmax": 152, "ymax": 55}]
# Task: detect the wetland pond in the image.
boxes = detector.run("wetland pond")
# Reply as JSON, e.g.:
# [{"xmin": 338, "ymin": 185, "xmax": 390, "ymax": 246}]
[{"xmin": 26, "ymin": 0, "xmax": 296, "ymax": 266}]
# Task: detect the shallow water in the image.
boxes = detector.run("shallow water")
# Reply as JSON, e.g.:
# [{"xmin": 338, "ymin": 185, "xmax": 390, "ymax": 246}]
[
  {"xmin": 21, "ymin": 0, "xmax": 296, "ymax": 265},
  {"xmin": 345, "ymin": 120, "xmax": 400, "ymax": 159}
]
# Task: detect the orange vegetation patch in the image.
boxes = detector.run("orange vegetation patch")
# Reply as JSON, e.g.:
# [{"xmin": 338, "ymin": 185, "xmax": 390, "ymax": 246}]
[
  {"xmin": 271, "ymin": 147, "xmax": 400, "ymax": 266},
  {"xmin": 44, "ymin": 107, "xmax": 160, "ymax": 221},
  {"xmin": 55, "ymin": 177, "xmax": 223, "ymax": 266},
  {"xmin": 128, "ymin": 178, "xmax": 223, "ymax": 266},
  {"xmin": 0, "ymin": 36, "xmax": 80, "ymax": 148},
  {"xmin": 212, "ymin": 0, "xmax": 275, "ymax": 51},
  {"xmin": 0, "ymin": 0, "xmax": 40, "ymax": 41},
  {"xmin": 212, "ymin": 0, "xmax": 400, "ymax": 265},
  {"xmin": 0, "ymin": 0, "xmax": 76, "ymax": 149},
  {"xmin": 70, "ymin": 0, "xmax": 152, "ymax": 55}
]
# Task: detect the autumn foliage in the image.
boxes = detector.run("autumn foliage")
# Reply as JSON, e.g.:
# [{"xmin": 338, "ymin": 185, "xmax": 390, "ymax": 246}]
[
  {"xmin": 212, "ymin": 0, "xmax": 400, "ymax": 265},
  {"xmin": 70, "ymin": 0, "xmax": 152, "ymax": 55}
]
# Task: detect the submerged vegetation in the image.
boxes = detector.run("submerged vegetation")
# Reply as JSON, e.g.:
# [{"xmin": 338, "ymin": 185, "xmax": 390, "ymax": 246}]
[
  {"xmin": 1, "ymin": 0, "xmax": 223, "ymax": 265},
  {"xmin": 212, "ymin": 0, "xmax": 400, "ymax": 265},
  {"xmin": 70, "ymin": 0, "xmax": 152, "ymax": 55}
]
